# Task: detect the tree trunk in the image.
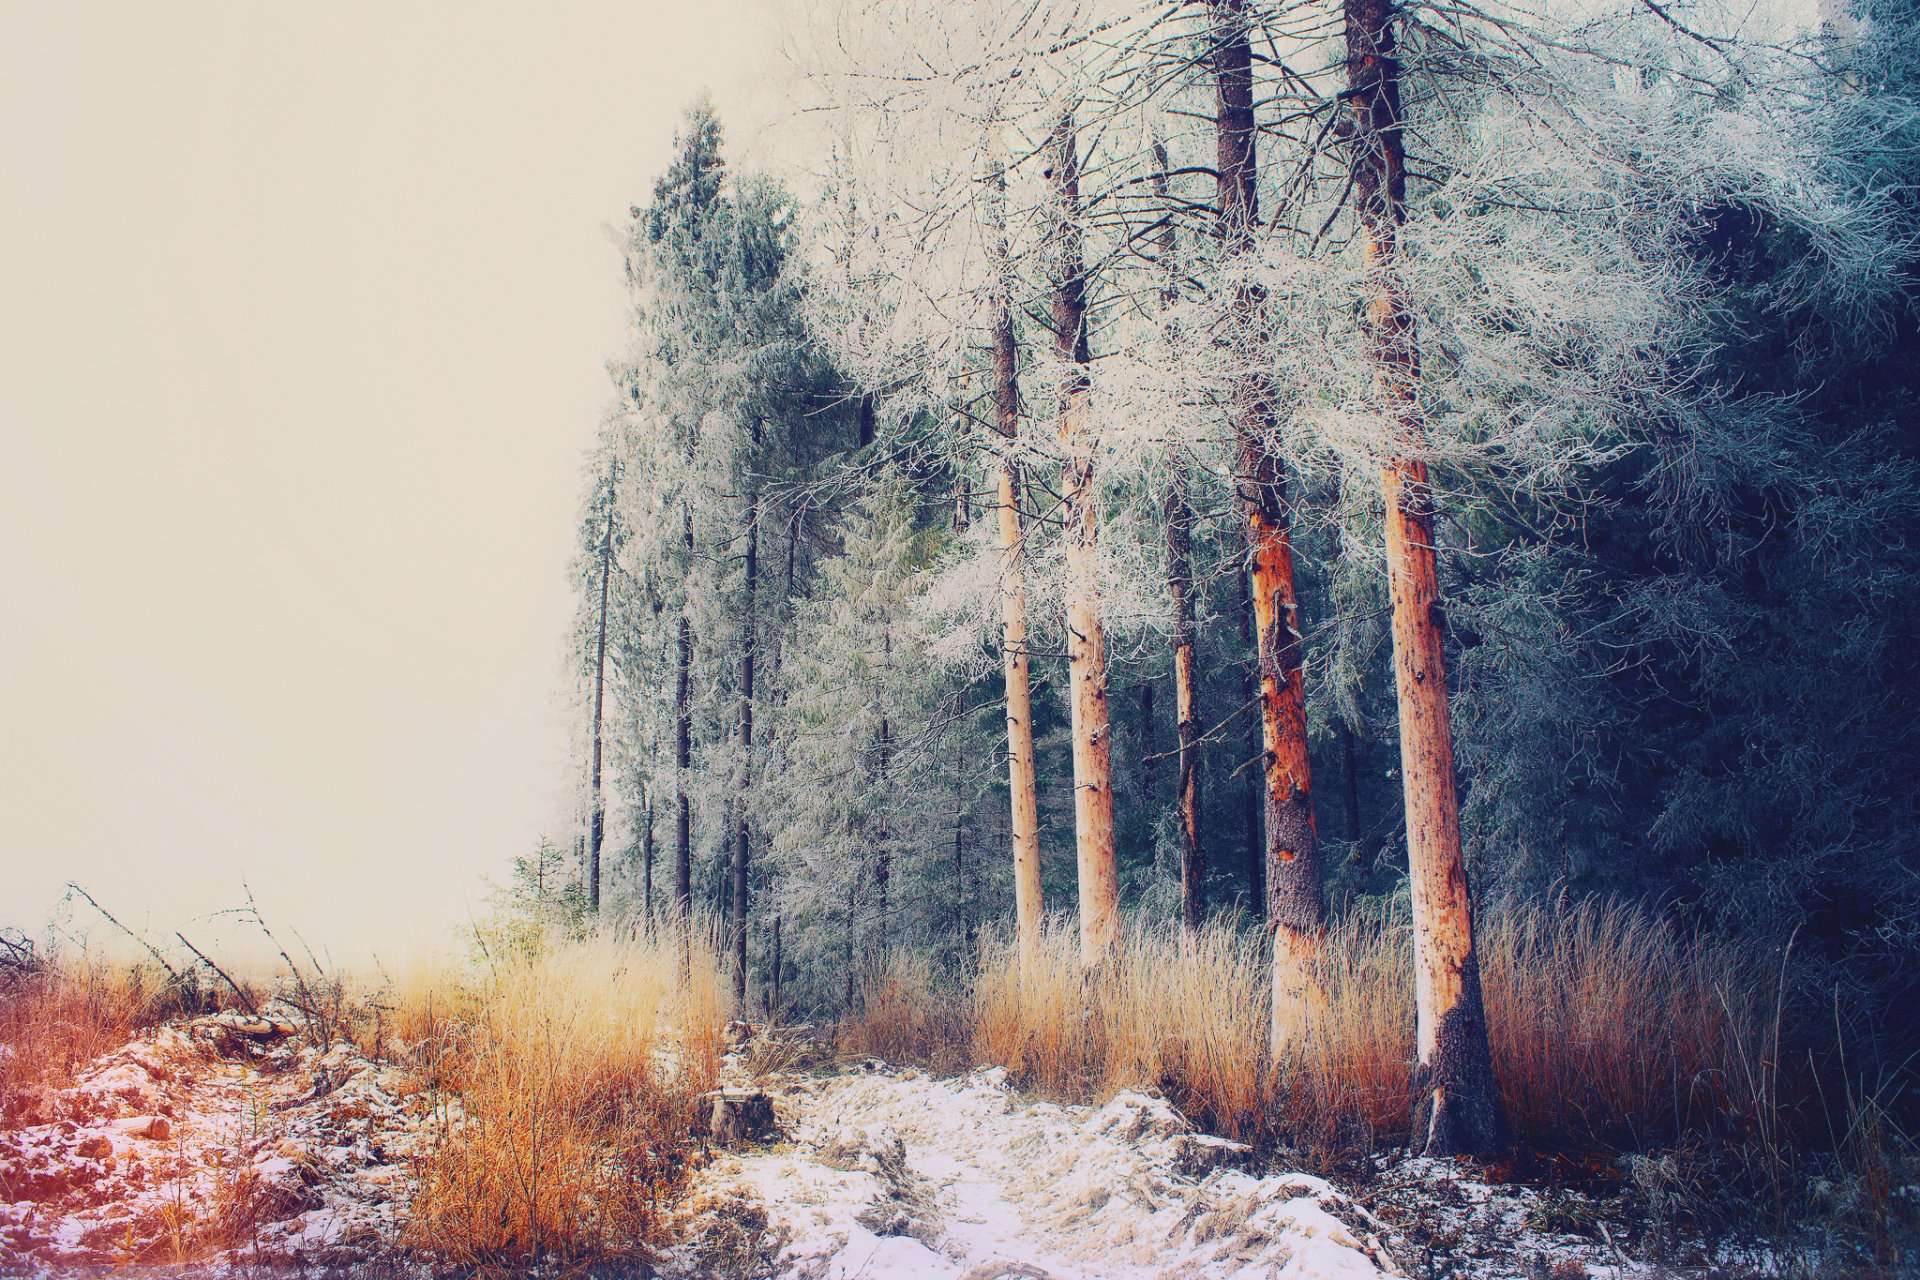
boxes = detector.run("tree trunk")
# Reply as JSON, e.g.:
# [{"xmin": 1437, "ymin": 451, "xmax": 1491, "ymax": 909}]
[
  {"xmin": 640, "ymin": 784, "xmax": 655, "ymax": 926},
  {"xmin": 1209, "ymin": 0, "xmax": 1324, "ymax": 1048},
  {"xmin": 588, "ymin": 465, "xmax": 615, "ymax": 914},
  {"xmin": 769, "ymin": 910, "xmax": 782, "ymax": 1019},
  {"xmin": 675, "ymin": 492, "xmax": 695, "ymax": 919},
  {"xmin": 876, "ymin": 713, "xmax": 892, "ymax": 967},
  {"xmin": 732, "ymin": 424, "xmax": 761, "ymax": 1001},
  {"xmin": 1344, "ymin": 0, "xmax": 1505, "ymax": 1156},
  {"xmin": 1048, "ymin": 107, "xmax": 1120, "ymax": 966},
  {"xmin": 1166, "ymin": 465, "xmax": 1206, "ymax": 930},
  {"xmin": 1152, "ymin": 137, "xmax": 1206, "ymax": 931},
  {"xmin": 1238, "ymin": 571, "xmax": 1263, "ymax": 908},
  {"xmin": 985, "ymin": 139, "xmax": 1045, "ymax": 967},
  {"xmin": 1340, "ymin": 723, "xmax": 1363, "ymax": 845}
]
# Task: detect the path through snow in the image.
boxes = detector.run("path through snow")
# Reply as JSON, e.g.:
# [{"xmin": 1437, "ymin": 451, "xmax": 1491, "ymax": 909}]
[{"xmin": 668, "ymin": 1062, "xmax": 1399, "ymax": 1280}]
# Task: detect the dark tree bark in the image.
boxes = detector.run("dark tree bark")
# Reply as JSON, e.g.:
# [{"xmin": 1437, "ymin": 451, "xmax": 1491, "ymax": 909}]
[
  {"xmin": 587, "ymin": 464, "xmax": 615, "ymax": 913},
  {"xmin": 1209, "ymin": 0, "xmax": 1325, "ymax": 1047},
  {"xmin": 1151, "ymin": 137, "xmax": 1207, "ymax": 930},
  {"xmin": 640, "ymin": 783, "xmax": 655, "ymax": 926},
  {"xmin": 675, "ymin": 488, "xmax": 694, "ymax": 918},
  {"xmin": 732, "ymin": 421, "xmax": 762, "ymax": 1000},
  {"xmin": 1166, "ymin": 465, "xmax": 1206, "ymax": 930},
  {"xmin": 1343, "ymin": 0, "xmax": 1505, "ymax": 1156}
]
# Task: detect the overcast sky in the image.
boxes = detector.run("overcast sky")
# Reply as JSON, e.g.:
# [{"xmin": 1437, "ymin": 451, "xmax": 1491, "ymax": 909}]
[{"xmin": 0, "ymin": 1, "xmax": 793, "ymax": 962}]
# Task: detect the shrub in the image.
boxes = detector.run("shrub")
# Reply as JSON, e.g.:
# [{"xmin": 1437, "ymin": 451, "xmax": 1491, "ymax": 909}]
[{"xmin": 405, "ymin": 925, "xmax": 729, "ymax": 1277}]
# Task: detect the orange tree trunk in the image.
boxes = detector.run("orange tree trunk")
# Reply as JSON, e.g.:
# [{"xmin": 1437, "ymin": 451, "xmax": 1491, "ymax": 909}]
[
  {"xmin": 986, "ymin": 147, "xmax": 1045, "ymax": 966},
  {"xmin": 1344, "ymin": 0, "xmax": 1505, "ymax": 1156},
  {"xmin": 1209, "ymin": 0, "xmax": 1324, "ymax": 1046},
  {"xmin": 1049, "ymin": 107, "xmax": 1120, "ymax": 964}
]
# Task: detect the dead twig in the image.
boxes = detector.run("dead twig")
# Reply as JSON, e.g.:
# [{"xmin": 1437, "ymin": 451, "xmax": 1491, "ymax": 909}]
[{"xmin": 174, "ymin": 931, "xmax": 260, "ymax": 1019}]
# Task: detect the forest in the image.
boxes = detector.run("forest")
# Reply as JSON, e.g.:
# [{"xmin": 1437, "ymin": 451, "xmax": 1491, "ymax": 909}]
[
  {"xmin": 563, "ymin": 0, "xmax": 1919, "ymax": 1166},
  {"xmin": 5, "ymin": 0, "xmax": 1919, "ymax": 1275}
]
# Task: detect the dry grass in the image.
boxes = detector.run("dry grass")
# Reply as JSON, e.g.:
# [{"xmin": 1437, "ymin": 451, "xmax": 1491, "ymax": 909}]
[
  {"xmin": 973, "ymin": 918, "xmax": 1272, "ymax": 1140},
  {"xmin": 886, "ymin": 898, "xmax": 1787, "ymax": 1158},
  {"xmin": 404, "ymin": 926, "xmax": 730, "ymax": 1277},
  {"xmin": 837, "ymin": 953, "xmax": 974, "ymax": 1074},
  {"xmin": 0, "ymin": 943, "xmax": 238, "ymax": 1126}
]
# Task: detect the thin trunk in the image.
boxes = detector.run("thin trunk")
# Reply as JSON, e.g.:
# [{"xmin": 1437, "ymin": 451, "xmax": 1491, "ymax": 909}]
[
  {"xmin": 588, "ymin": 466, "xmax": 615, "ymax": 913},
  {"xmin": 1210, "ymin": 0, "xmax": 1324, "ymax": 1047},
  {"xmin": 769, "ymin": 911, "xmax": 782, "ymax": 1020},
  {"xmin": 1167, "ymin": 466, "xmax": 1206, "ymax": 930},
  {"xmin": 953, "ymin": 391, "xmax": 972, "ymax": 533},
  {"xmin": 640, "ymin": 785, "xmax": 655, "ymax": 926},
  {"xmin": 1140, "ymin": 683, "xmax": 1157, "ymax": 811},
  {"xmin": 876, "ymin": 713, "xmax": 891, "ymax": 967},
  {"xmin": 1238, "ymin": 571, "xmax": 1263, "ymax": 907},
  {"xmin": 675, "ymin": 492, "xmax": 694, "ymax": 919},
  {"xmin": 953, "ymin": 738, "xmax": 971, "ymax": 957},
  {"xmin": 876, "ymin": 620, "xmax": 894, "ymax": 967},
  {"xmin": 1152, "ymin": 137, "xmax": 1206, "ymax": 930},
  {"xmin": 1341, "ymin": 724, "xmax": 1363, "ymax": 844},
  {"xmin": 1344, "ymin": 0, "xmax": 1504, "ymax": 1156},
  {"xmin": 732, "ymin": 423, "xmax": 761, "ymax": 1001},
  {"xmin": 1049, "ymin": 106, "xmax": 1120, "ymax": 965},
  {"xmin": 985, "ymin": 136, "xmax": 1045, "ymax": 966}
]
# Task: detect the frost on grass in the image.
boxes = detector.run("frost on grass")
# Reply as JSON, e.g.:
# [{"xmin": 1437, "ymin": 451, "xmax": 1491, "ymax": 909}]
[
  {"xmin": 665, "ymin": 1059, "xmax": 1392, "ymax": 1280},
  {"xmin": 0, "ymin": 1002, "xmax": 430, "ymax": 1272}
]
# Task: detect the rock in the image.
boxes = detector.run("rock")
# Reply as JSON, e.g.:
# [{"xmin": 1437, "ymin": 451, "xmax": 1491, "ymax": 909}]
[
  {"xmin": 139, "ymin": 1116, "xmax": 171, "ymax": 1141},
  {"xmin": 74, "ymin": 1135, "xmax": 113, "ymax": 1160},
  {"xmin": 707, "ymin": 1089, "xmax": 775, "ymax": 1148}
]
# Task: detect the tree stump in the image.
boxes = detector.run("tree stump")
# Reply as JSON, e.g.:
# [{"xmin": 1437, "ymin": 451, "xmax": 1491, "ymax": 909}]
[{"xmin": 705, "ymin": 1088, "xmax": 775, "ymax": 1148}]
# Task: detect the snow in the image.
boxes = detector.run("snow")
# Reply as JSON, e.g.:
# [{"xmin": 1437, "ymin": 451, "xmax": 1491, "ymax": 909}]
[
  {"xmin": 666, "ymin": 1059, "xmax": 1396, "ymax": 1280},
  {"xmin": 0, "ymin": 1003, "xmax": 432, "ymax": 1272}
]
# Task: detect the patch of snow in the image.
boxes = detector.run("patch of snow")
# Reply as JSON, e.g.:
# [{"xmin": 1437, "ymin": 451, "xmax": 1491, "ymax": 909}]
[
  {"xmin": 666, "ymin": 1061, "xmax": 1394, "ymax": 1280},
  {"xmin": 0, "ymin": 1000, "xmax": 432, "ymax": 1272}
]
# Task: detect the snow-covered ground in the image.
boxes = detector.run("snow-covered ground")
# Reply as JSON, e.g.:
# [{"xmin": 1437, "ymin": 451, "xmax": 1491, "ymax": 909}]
[
  {"xmin": 0, "ymin": 1005, "xmax": 431, "ymax": 1273},
  {"xmin": 668, "ymin": 1058, "xmax": 1401, "ymax": 1280},
  {"xmin": 2, "ymin": 1014, "xmax": 1810, "ymax": 1278}
]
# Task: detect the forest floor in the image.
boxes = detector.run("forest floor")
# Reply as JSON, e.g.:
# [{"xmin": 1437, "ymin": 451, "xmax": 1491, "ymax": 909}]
[
  {"xmin": 666, "ymin": 1042, "xmax": 1672, "ymax": 1280},
  {"xmin": 0, "ymin": 1012, "xmax": 1812, "ymax": 1279},
  {"xmin": 0, "ymin": 1002, "xmax": 428, "ymax": 1275}
]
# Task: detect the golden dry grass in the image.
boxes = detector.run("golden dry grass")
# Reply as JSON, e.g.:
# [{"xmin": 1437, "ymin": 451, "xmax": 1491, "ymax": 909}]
[
  {"xmin": 0, "ymin": 950, "xmax": 235, "ymax": 1125},
  {"xmin": 404, "ymin": 925, "xmax": 730, "ymax": 1277},
  {"xmin": 858, "ymin": 898, "xmax": 1776, "ymax": 1157}
]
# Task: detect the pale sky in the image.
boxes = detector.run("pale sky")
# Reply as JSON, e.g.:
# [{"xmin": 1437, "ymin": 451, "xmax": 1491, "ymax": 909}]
[{"xmin": 0, "ymin": 1, "xmax": 789, "ymax": 962}]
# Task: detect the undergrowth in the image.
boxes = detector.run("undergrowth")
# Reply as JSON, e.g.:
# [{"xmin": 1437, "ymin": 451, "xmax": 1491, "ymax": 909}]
[{"xmin": 841, "ymin": 896, "xmax": 1918, "ymax": 1258}]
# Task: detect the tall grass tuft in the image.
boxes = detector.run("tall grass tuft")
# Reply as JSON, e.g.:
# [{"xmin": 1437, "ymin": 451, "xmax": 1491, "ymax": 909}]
[
  {"xmin": 406, "ymin": 926, "xmax": 729, "ymax": 1277},
  {"xmin": 953, "ymin": 898, "xmax": 1782, "ymax": 1158},
  {"xmin": 837, "ymin": 953, "xmax": 973, "ymax": 1075},
  {"xmin": 0, "ymin": 943, "xmax": 215, "ymax": 1126}
]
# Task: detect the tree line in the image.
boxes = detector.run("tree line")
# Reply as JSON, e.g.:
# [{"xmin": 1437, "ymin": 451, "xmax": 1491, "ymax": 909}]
[{"xmin": 560, "ymin": 0, "xmax": 1920, "ymax": 1157}]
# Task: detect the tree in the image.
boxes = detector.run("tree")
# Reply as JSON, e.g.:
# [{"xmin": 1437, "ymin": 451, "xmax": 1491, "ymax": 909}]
[
  {"xmin": 1046, "ymin": 106, "xmax": 1122, "ymax": 963},
  {"xmin": 1205, "ymin": 0, "xmax": 1325, "ymax": 1046},
  {"xmin": 1342, "ymin": 0, "xmax": 1503, "ymax": 1156}
]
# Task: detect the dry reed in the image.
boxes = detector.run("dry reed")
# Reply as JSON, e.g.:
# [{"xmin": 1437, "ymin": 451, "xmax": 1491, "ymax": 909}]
[
  {"xmin": 404, "ymin": 926, "xmax": 729, "ymax": 1277},
  {"xmin": 900, "ymin": 897, "xmax": 1778, "ymax": 1156}
]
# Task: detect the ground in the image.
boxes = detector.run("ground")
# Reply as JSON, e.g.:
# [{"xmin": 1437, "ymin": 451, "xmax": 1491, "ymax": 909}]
[
  {"xmin": 0, "ymin": 1015, "xmax": 1796, "ymax": 1278},
  {"xmin": 0, "ymin": 1005, "xmax": 428, "ymax": 1274}
]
